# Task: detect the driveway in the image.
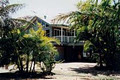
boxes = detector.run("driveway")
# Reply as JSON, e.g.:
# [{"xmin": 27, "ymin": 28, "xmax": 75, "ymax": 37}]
[
  {"xmin": 48, "ymin": 62, "xmax": 120, "ymax": 80},
  {"xmin": 0, "ymin": 62, "xmax": 120, "ymax": 80}
]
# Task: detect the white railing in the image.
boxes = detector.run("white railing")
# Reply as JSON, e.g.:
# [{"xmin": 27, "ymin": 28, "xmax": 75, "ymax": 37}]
[{"xmin": 53, "ymin": 36, "xmax": 75, "ymax": 43}]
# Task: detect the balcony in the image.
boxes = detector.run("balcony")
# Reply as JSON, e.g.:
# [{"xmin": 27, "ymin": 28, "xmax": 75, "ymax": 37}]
[
  {"xmin": 52, "ymin": 27, "xmax": 84, "ymax": 45},
  {"xmin": 54, "ymin": 36, "xmax": 75, "ymax": 43},
  {"xmin": 53, "ymin": 36, "xmax": 84, "ymax": 45}
]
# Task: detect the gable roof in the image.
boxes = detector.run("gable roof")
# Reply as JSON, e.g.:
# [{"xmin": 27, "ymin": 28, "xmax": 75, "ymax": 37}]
[{"xmin": 18, "ymin": 16, "xmax": 70, "ymax": 30}]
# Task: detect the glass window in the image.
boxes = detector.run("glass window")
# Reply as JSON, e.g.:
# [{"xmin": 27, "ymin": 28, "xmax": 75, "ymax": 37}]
[
  {"xmin": 54, "ymin": 29, "xmax": 61, "ymax": 36},
  {"xmin": 46, "ymin": 30, "xmax": 50, "ymax": 37}
]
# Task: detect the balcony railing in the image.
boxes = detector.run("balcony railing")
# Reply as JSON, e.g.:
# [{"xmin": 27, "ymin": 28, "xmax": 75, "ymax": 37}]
[{"xmin": 53, "ymin": 36, "xmax": 76, "ymax": 43}]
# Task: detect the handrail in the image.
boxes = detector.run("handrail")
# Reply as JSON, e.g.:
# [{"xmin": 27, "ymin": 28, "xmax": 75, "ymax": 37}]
[{"xmin": 53, "ymin": 36, "xmax": 75, "ymax": 43}]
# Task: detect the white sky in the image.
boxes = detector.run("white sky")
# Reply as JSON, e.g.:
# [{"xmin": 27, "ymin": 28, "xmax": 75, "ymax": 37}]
[{"xmin": 9, "ymin": 0, "xmax": 80, "ymax": 23}]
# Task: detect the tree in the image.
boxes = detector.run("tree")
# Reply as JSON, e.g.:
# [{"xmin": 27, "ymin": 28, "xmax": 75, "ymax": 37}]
[
  {"xmin": 0, "ymin": 0, "xmax": 23, "ymax": 68},
  {"xmin": 53, "ymin": 0, "xmax": 120, "ymax": 70},
  {"xmin": 22, "ymin": 27, "xmax": 59, "ymax": 73},
  {"xmin": 0, "ymin": 0, "xmax": 59, "ymax": 74}
]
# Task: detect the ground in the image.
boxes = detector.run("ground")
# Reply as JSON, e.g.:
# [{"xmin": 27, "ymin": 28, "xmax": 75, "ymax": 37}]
[
  {"xmin": 0, "ymin": 62, "xmax": 120, "ymax": 80},
  {"xmin": 51, "ymin": 62, "xmax": 120, "ymax": 80}
]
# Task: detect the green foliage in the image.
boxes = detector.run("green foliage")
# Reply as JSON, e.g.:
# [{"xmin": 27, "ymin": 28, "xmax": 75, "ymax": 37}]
[
  {"xmin": 84, "ymin": 40, "xmax": 93, "ymax": 52},
  {"xmin": 54, "ymin": 0, "xmax": 120, "ymax": 70},
  {"xmin": 0, "ymin": 26, "xmax": 59, "ymax": 73},
  {"xmin": 23, "ymin": 27, "xmax": 59, "ymax": 73},
  {"xmin": 0, "ymin": 0, "xmax": 59, "ymax": 74},
  {"xmin": 0, "ymin": 0, "xmax": 24, "ymax": 68}
]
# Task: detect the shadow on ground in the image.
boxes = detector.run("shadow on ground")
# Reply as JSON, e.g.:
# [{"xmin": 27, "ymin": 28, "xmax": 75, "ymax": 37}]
[
  {"xmin": 0, "ymin": 72, "xmax": 55, "ymax": 80},
  {"xmin": 70, "ymin": 67, "xmax": 120, "ymax": 76}
]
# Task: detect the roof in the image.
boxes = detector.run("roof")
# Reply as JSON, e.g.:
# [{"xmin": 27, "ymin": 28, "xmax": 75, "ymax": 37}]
[
  {"xmin": 50, "ymin": 24, "xmax": 70, "ymax": 29},
  {"xmin": 18, "ymin": 16, "xmax": 34, "ymax": 21},
  {"xmin": 50, "ymin": 24, "xmax": 69, "ymax": 27},
  {"xmin": 18, "ymin": 16, "xmax": 70, "ymax": 30}
]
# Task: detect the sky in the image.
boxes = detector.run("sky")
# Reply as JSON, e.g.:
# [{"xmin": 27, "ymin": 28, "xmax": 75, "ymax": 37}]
[{"xmin": 9, "ymin": 0, "xmax": 80, "ymax": 23}]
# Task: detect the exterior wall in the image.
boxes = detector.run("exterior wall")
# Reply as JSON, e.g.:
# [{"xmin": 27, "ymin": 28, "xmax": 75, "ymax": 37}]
[
  {"xmin": 52, "ymin": 26, "xmax": 84, "ymax": 62},
  {"xmin": 55, "ymin": 45, "xmax": 65, "ymax": 61},
  {"xmin": 55, "ymin": 45, "xmax": 83, "ymax": 62}
]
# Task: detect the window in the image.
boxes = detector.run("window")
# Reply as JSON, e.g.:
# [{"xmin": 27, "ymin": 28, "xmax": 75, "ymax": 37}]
[
  {"xmin": 46, "ymin": 30, "xmax": 50, "ymax": 37},
  {"xmin": 46, "ymin": 24, "xmax": 49, "ymax": 27},
  {"xmin": 54, "ymin": 29, "xmax": 61, "ymax": 36},
  {"xmin": 42, "ymin": 23, "xmax": 46, "ymax": 27},
  {"xmin": 63, "ymin": 31, "xmax": 66, "ymax": 36}
]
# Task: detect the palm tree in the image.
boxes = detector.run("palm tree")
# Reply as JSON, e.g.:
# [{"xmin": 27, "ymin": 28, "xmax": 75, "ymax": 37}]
[
  {"xmin": 0, "ymin": 0, "xmax": 23, "ymax": 36},
  {"xmin": 23, "ymin": 22, "xmax": 59, "ymax": 73},
  {"xmin": 0, "ymin": 0, "xmax": 24, "ymax": 69},
  {"xmin": 0, "ymin": 0, "xmax": 59, "ymax": 73},
  {"xmin": 53, "ymin": 0, "xmax": 120, "ymax": 69}
]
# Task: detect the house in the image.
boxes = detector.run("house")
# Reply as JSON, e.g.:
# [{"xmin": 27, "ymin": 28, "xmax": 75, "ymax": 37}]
[{"xmin": 21, "ymin": 16, "xmax": 84, "ymax": 62}]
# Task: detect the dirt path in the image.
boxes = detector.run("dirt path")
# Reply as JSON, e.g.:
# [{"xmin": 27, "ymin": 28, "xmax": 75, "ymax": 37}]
[
  {"xmin": 52, "ymin": 62, "xmax": 97, "ymax": 80},
  {"xmin": 0, "ymin": 62, "xmax": 120, "ymax": 80},
  {"xmin": 44, "ymin": 62, "xmax": 120, "ymax": 80}
]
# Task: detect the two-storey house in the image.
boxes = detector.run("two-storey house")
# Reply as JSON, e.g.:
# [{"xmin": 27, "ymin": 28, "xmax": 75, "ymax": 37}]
[{"xmin": 22, "ymin": 16, "xmax": 84, "ymax": 62}]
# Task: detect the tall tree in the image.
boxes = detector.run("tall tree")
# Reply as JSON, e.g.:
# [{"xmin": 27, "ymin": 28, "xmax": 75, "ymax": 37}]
[
  {"xmin": 0, "ymin": 0, "xmax": 59, "ymax": 73},
  {"xmin": 0, "ymin": 0, "xmax": 23, "ymax": 67},
  {"xmin": 53, "ymin": 0, "xmax": 120, "ymax": 70}
]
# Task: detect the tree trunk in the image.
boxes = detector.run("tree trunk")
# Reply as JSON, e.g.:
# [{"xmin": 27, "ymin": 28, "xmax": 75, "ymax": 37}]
[
  {"xmin": 32, "ymin": 58, "xmax": 35, "ymax": 72},
  {"xmin": 16, "ymin": 59, "xmax": 21, "ymax": 71},
  {"xmin": 30, "ymin": 61, "xmax": 33, "ymax": 72},
  {"xmin": 26, "ymin": 54, "xmax": 29, "ymax": 72},
  {"xmin": 99, "ymin": 53, "xmax": 103, "ymax": 68},
  {"xmin": 18, "ymin": 56, "xmax": 23, "ymax": 72}
]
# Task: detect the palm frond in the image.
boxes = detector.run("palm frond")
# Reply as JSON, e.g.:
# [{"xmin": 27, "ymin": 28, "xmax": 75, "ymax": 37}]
[
  {"xmin": 52, "ymin": 11, "xmax": 82, "ymax": 24},
  {"xmin": 11, "ymin": 18, "xmax": 35, "ymax": 29},
  {"xmin": 44, "ymin": 37, "xmax": 60, "ymax": 45},
  {"xmin": 0, "ymin": 4, "xmax": 24, "ymax": 17},
  {"xmin": 0, "ymin": 16, "xmax": 5, "ymax": 27}
]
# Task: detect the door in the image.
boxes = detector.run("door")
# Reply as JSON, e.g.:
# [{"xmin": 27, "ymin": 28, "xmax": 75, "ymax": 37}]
[{"xmin": 64, "ymin": 46, "xmax": 83, "ymax": 62}]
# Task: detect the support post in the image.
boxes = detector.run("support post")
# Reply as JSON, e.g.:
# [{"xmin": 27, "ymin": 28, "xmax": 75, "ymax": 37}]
[
  {"xmin": 74, "ymin": 29, "xmax": 75, "ymax": 37},
  {"xmin": 61, "ymin": 28, "xmax": 63, "ymax": 42},
  {"xmin": 74, "ymin": 29, "xmax": 76, "ymax": 42}
]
